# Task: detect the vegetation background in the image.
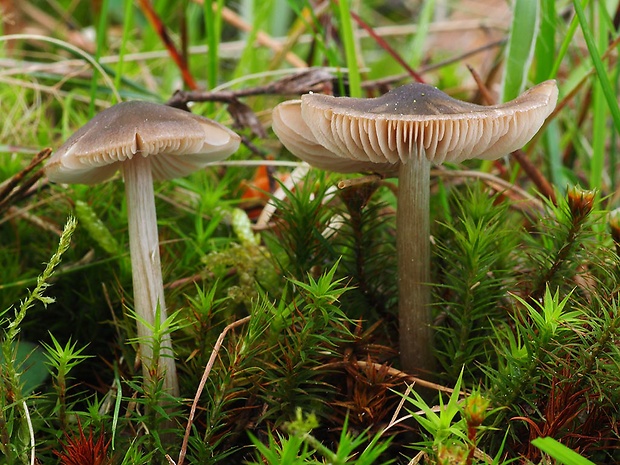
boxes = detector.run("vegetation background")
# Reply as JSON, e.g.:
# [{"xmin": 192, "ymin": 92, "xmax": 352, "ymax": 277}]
[{"xmin": 1, "ymin": 0, "xmax": 619, "ymax": 464}]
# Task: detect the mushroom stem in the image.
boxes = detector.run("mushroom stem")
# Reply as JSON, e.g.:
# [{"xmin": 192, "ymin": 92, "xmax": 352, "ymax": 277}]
[
  {"xmin": 123, "ymin": 154, "xmax": 179, "ymax": 397},
  {"xmin": 397, "ymin": 152, "xmax": 434, "ymax": 376}
]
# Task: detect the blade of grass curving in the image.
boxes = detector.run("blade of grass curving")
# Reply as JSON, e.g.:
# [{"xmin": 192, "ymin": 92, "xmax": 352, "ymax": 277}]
[
  {"xmin": 335, "ymin": 0, "xmax": 361, "ymax": 97},
  {"xmin": 0, "ymin": 35, "xmax": 120, "ymax": 102},
  {"xmin": 573, "ymin": 0, "xmax": 620, "ymax": 135},
  {"xmin": 532, "ymin": 437, "xmax": 595, "ymax": 465},
  {"xmin": 114, "ymin": 0, "xmax": 135, "ymax": 92},
  {"xmin": 502, "ymin": 0, "xmax": 539, "ymax": 101},
  {"xmin": 549, "ymin": 10, "xmax": 580, "ymax": 79}
]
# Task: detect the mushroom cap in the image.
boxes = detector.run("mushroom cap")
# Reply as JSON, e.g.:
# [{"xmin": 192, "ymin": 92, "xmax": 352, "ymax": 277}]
[
  {"xmin": 47, "ymin": 101, "xmax": 241, "ymax": 184},
  {"xmin": 276, "ymin": 80, "xmax": 557, "ymax": 170},
  {"xmin": 272, "ymin": 100, "xmax": 399, "ymax": 175}
]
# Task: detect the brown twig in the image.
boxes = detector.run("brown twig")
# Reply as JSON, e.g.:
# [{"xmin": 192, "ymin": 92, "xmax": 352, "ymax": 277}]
[
  {"xmin": 177, "ymin": 315, "xmax": 251, "ymax": 465},
  {"xmin": 0, "ymin": 147, "xmax": 51, "ymax": 215},
  {"xmin": 167, "ymin": 67, "xmax": 335, "ymax": 107},
  {"xmin": 466, "ymin": 65, "xmax": 495, "ymax": 105},
  {"xmin": 320, "ymin": 360, "xmax": 458, "ymax": 395},
  {"xmin": 511, "ymin": 149, "xmax": 557, "ymax": 204}
]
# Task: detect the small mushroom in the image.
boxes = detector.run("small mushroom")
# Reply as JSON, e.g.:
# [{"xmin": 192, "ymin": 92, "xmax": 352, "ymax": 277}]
[
  {"xmin": 272, "ymin": 81, "xmax": 558, "ymax": 375},
  {"xmin": 47, "ymin": 101, "xmax": 241, "ymax": 395}
]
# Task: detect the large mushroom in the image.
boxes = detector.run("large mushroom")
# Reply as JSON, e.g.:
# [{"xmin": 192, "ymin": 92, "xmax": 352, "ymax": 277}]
[
  {"xmin": 47, "ymin": 101, "xmax": 241, "ymax": 395},
  {"xmin": 272, "ymin": 81, "xmax": 558, "ymax": 375}
]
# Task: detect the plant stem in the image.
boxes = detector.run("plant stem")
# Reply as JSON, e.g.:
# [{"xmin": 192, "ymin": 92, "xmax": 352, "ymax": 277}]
[
  {"xmin": 123, "ymin": 155, "xmax": 179, "ymax": 397},
  {"xmin": 397, "ymin": 153, "xmax": 434, "ymax": 376}
]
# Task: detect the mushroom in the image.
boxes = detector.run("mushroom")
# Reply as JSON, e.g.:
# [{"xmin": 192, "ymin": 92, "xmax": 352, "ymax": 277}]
[
  {"xmin": 272, "ymin": 81, "xmax": 558, "ymax": 375},
  {"xmin": 47, "ymin": 101, "xmax": 241, "ymax": 395}
]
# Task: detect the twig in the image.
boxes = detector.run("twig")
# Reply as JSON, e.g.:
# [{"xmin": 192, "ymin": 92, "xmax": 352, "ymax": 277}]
[
  {"xmin": 0, "ymin": 147, "xmax": 50, "ymax": 213},
  {"xmin": 510, "ymin": 149, "xmax": 557, "ymax": 204},
  {"xmin": 320, "ymin": 360, "xmax": 457, "ymax": 394},
  {"xmin": 167, "ymin": 68, "xmax": 335, "ymax": 106},
  {"xmin": 466, "ymin": 65, "xmax": 495, "ymax": 105},
  {"xmin": 336, "ymin": 169, "xmax": 543, "ymax": 212},
  {"xmin": 431, "ymin": 168, "xmax": 544, "ymax": 211},
  {"xmin": 177, "ymin": 315, "xmax": 251, "ymax": 465}
]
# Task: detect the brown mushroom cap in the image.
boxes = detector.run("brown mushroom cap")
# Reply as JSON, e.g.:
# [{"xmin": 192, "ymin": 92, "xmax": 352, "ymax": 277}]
[
  {"xmin": 298, "ymin": 80, "xmax": 558, "ymax": 166},
  {"xmin": 272, "ymin": 99, "xmax": 399, "ymax": 175},
  {"xmin": 47, "ymin": 101, "xmax": 241, "ymax": 184}
]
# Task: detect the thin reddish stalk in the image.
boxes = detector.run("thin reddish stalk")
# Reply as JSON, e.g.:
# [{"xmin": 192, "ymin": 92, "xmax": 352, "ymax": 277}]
[{"xmin": 136, "ymin": 0, "xmax": 198, "ymax": 90}]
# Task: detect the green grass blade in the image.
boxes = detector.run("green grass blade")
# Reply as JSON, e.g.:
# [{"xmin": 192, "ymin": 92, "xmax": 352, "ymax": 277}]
[
  {"xmin": 535, "ymin": 0, "xmax": 556, "ymax": 81},
  {"xmin": 591, "ymin": 79, "xmax": 606, "ymax": 189},
  {"xmin": 91, "ymin": 0, "xmax": 111, "ymax": 115},
  {"xmin": 531, "ymin": 437, "xmax": 595, "ymax": 465},
  {"xmin": 114, "ymin": 0, "xmax": 135, "ymax": 94},
  {"xmin": 204, "ymin": 0, "xmax": 224, "ymax": 89},
  {"xmin": 337, "ymin": 0, "xmax": 361, "ymax": 97},
  {"xmin": 550, "ymin": 9, "xmax": 580, "ymax": 79},
  {"xmin": 590, "ymin": 3, "xmax": 610, "ymax": 189},
  {"xmin": 573, "ymin": 0, "xmax": 620, "ymax": 135},
  {"xmin": 234, "ymin": 0, "xmax": 274, "ymax": 80},
  {"xmin": 407, "ymin": 0, "xmax": 434, "ymax": 69},
  {"xmin": 543, "ymin": 120, "xmax": 567, "ymax": 190},
  {"xmin": 502, "ymin": 0, "xmax": 539, "ymax": 101}
]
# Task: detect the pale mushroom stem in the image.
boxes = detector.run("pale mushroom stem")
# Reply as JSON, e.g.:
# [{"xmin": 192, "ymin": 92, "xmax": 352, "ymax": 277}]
[
  {"xmin": 397, "ymin": 151, "xmax": 434, "ymax": 376},
  {"xmin": 123, "ymin": 154, "xmax": 180, "ymax": 397}
]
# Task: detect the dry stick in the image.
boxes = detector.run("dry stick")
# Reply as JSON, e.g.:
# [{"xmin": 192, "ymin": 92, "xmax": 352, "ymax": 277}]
[
  {"xmin": 167, "ymin": 67, "xmax": 335, "ymax": 107},
  {"xmin": 0, "ymin": 147, "xmax": 50, "ymax": 213},
  {"xmin": 511, "ymin": 149, "xmax": 556, "ymax": 204},
  {"xmin": 337, "ymin": 169, "xmax": 541, "ymax": 209},
  {"xmin": 351, "ymin": 360, "xmax": 456, "ymax": 394},
  {"xmin": 466, "ymin": 64, "xmax": 495, "ymax": 105},
  {"xmin": 176, "ymin": 315, "xmax": 251, "ymax": 465},
  {"xmin": 432, "ymin": 169, "xmax": 543, "ymax": 209}
]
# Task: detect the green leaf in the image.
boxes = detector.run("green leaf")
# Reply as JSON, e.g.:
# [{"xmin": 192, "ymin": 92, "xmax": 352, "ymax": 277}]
[
  {"xmin": 532, "ymin": 437, "xmax": 596, "ymax": 465},
  {"xmin": 502, "ymin": 0, "xmax": 539, "ymax": 101}
]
